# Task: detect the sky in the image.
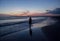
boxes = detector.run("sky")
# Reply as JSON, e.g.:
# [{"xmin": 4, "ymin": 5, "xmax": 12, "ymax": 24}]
[{"xmin": 0, "ymin": 0, "xmax": 60, "ymax": 15}]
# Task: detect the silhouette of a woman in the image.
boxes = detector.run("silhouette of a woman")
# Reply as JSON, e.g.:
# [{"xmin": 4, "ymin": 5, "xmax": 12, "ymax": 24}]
[
  {"xmin": 29, "ymin": 17, "xmax": 32, "ymax": 27},
  {"xmin": 29, "ymin": 16, "xmax": 32, "ymax": 36}
]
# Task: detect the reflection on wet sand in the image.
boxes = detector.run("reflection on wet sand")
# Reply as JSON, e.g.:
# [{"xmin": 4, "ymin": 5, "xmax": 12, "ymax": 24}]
[{"xmin": 29, "ymin": 25, "xmax": 32, "ymax": 36}]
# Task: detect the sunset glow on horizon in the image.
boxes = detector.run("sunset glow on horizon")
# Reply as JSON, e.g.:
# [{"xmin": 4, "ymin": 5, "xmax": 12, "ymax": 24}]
[{"xmin": 0, "ymin": 0, "xmax": 60, "ymax": 16}]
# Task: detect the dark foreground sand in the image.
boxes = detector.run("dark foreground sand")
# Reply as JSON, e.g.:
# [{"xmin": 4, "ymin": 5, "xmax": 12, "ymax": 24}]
[
  {"xmin": 0, "ymin": 16, "xmax": 60, "ymax": 41},
  {"xmin": 41, "ymin": 16, "xmax": 60, "ymax": 41}
]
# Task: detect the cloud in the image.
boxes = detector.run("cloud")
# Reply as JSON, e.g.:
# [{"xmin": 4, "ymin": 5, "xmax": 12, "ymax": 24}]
[{"xmin": 46, "ymin": 8, "xmax": 60, "ymax": 14}]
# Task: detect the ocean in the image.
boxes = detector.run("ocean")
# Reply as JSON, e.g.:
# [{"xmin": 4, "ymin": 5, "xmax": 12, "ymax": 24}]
[{"xmin": 0, "ymin": 16, "xmax": 57, "ymax": 41}]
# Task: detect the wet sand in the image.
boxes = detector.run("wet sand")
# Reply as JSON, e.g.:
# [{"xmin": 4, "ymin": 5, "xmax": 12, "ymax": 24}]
[{"xmin": 0, "ymin": 16, "xmax": 60, "ymax": 41}]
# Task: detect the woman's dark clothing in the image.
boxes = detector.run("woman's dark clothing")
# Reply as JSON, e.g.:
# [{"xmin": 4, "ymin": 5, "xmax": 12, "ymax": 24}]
[{"xmin": 29, "ymin": 17, "xmax": 32, "ymax": 27}]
